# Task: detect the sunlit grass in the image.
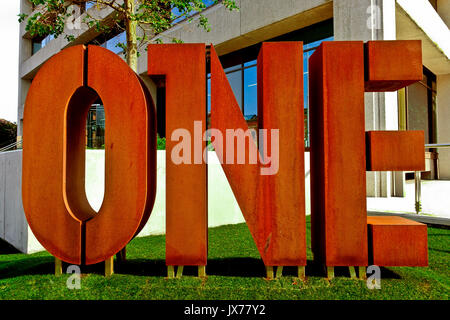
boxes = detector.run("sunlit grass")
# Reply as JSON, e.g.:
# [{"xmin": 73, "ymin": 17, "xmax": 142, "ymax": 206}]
[{"xmin": 0, "ymin": 217, "xmax": 448, "ymax": 300}]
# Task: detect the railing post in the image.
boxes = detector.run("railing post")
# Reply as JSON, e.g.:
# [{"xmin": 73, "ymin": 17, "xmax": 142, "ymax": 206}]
[{"xmin": 414, "ymin": 171, "xmax": 421, "ymax": 214}]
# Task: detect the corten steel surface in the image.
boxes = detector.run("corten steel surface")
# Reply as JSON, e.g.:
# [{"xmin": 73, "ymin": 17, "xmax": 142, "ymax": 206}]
[
  {"xmin": 22, "ymin": 45, "xmax": 156, "ymax": 265},
  {"xmin": 257, "ymin": 43, "xmax": 306, "ymax": 266},
  {"xmin": 85, "ymin": 46, "xmax": 156, "ymax": 264},
  {"xmin": 363, "ymin": 40, "xmax": 427, "ymax": 267},
  {"xmin": 367, "ymin": 216, "xmax": 428, "ymax": 266},
  {"xmin": 22, "ymin": 46, "xmax": 84, "ymax": 264},
  {"xmin": 211, "ymin": 43, "xmax": 306, "ymax": 266},
  {"xmin": 366, "ymin": 131, "xmax": 425, "ymax": 171},
  {"xmin": 309, "ymin": 42, "xmax": 368, "ymax": 267},
  {"xmin": 147, "ymin": 44, "xmax": 207, "ymax": 266},
  {"xmin": 364, "ymin": 40, "xmax": 422, "ymax": 92}
]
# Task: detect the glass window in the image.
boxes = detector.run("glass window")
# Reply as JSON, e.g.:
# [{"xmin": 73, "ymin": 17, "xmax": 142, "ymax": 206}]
[
  {"xmin": 204, "ymin": 20, "xmax": 333, "ymax": 147},
  {"xmin": 207, "ymin": 77, "xmax": 211, "ymax": 113},
  {"xmin": 172, "ymin": 0, "xmax": 217, "ymax": 25},
  {"xmin": 303, "ymin": 36, "xmax": 333, "ymax": 147},
  {"xmin": 86, "ymin": 2, "xmax": 95, "ymax": 10},
  {"xmin": 244, "ymin": 65, "xmax": 257, "ymax": 118},
  {"xmin": 86, "ymin": 103, "xmax": 105, "ymax": 149},
  {"xmin": 32, "ymin": 41, "xmax": 42, "ymax": 55},
  {"xmin": 205, "ymin": 36, "xmax": 333, "ymax": 147},
  {"xmin": 406, "ymin": 68, "xmax": 437, "ymax": 145},
  {"xmin": 101, "ymin": 31, "xmax": 126, "ymax": 54},
  {"xmin": 32, "ymin": 34, "xmax": 55, "ymax": 55},
  {"xmin": 226, "ymin": 70, "xmax": 243, "ymax": 110}
]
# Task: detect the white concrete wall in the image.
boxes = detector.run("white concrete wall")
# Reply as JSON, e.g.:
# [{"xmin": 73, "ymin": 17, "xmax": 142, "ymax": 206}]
[
  {"xmin": 86, "ymin": 150, "xmax": 311, "ymax": 236},
  {"xmin": 1, "ymin": 150, "xmax": 311, "ymax": 254}
]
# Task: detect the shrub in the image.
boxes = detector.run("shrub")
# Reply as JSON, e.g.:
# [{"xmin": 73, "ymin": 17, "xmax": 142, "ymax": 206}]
[{"xmin": 0, "ymin": 119, "xmax": 17, "ymax": 148}]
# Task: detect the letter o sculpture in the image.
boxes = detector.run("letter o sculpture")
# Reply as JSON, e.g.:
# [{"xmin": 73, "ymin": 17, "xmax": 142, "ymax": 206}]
[{"xmin": 22, "ymin": 45, "xmax": 156, "ymax": 265}]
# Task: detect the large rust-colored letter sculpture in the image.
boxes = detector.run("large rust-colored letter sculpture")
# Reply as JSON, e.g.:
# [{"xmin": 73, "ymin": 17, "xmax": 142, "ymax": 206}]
[
  {"xmin": 309, "ymin": 42, "xmax": 368, "ymax": 269},
  {"xmin": 23, "ymin": 45, "xmax": 156, "ymax": 265},
  {"xmin": 211, "ymin": 43, "xmax": 306, "ymax": 277},
  {"xmin": 310, "ymin": 40, "xmax": 427, "ymax": 270},
  {"xmin": 364, "ymin": 40, "xmax": 427, "ymax": 267},
  {"xmin": 21, "ymin": 40, "xmax": 427, "ymax": 278},
  {"xmin": 147, "ymin": 44, "xmax": 208, "ymax": 275}
]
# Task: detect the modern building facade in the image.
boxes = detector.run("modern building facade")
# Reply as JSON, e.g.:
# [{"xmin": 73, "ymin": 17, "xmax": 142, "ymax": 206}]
[{"xmin": 17, "ymin": 0, "xmax": 450, "ymax": 198}]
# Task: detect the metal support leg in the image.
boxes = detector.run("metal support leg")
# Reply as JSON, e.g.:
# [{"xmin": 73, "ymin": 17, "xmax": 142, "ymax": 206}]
[
  {"xmin": 275, "ymin": 266, "xmax": 283, "ymax": 278},
  {"xmin": 327, "ymin": 267, "xmax": 334, "ymax": 280},
  {"xmin": 176, "ymin": 266, "xmax": 184, "ymax": 278},
  {"xmin": 266, "ymin": 266, "xmax": 274, "ymax": 280},
  {"xmin": 105, "ymin": 257, "xmax": 114, "ymax": 277},
  {"xmin": 358, "ymin": 266, "xmax": 367, "ymax": 280},
  {"xmin": 167, "ymin": 266, "xmax": 175, "ymax": 278},
  {"xmin": 55, "ymin": 257, "xmax": 62, "ymax": 276},
  {"xmin": 198, "ymin": 266, "xmax": 206, "ymax": 278},
  {"xmin": 349, "ymin": 266, "xmax": 357, "ymax": 279}
]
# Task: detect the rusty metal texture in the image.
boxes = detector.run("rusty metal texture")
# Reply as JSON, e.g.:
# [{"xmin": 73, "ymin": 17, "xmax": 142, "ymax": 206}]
[
  {"xmin": 23, "ymin": 45, "xmax": 85, "ymax": 264},
  {"xmin": 309, "ymin": 42, "xmax": 368, "ymax": 267},
  {"xmin": 85, "ymin": 45, "xmax": 157, "ymax": 264},
  {"xmin": 364, "ymin": 40, "xmax": 422, "ymax": 92},
  {"xmin": 147, "ymin": 44, "xmax": 207, "ymax": 266},
  {"xmin": 364, "ymin": 39, "xmax": 427, "ymax": 267},
  {"xmin": 23, "ymin": 45, "xmax": 156, "ymax": 265},
  {"xmin": 257, "ymin": 42, "xmax": 306, "ymax": 266},
  {"xmin": 366, "ymin": 131, "xmax": 425, "ymax": 171},
  {"xmin": 367, "ymin": 216, "xmax": 428, "ymax": 266},
  {"xmin": 210, "ymin": 43, "xmax": 306, "ymax": 266}
]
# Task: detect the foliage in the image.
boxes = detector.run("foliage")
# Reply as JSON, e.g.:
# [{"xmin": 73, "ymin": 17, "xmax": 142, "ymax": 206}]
[
  {"xmin": 157, "ymin": 133, "xmax": 166, "ymax": 150},
  {"xmin": 0, "ymin": 119, "xmax": 17, "ymax": 148},
  {"xmin": 0, "ymin": 216, "xmax": 448, "ymax": 300},
  {"xmin": 19, "ymin": 1, "xmax": 239, "ymax": 59}
]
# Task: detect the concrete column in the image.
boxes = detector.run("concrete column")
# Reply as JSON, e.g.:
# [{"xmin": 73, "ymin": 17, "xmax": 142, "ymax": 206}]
[
  {"xmin": 334, "ymin": 0, "xmax": 403, "ymax": 197},
  {"xmin": 17, "ymin": 0, "xmax": 33, "ymax": 138},
  {"xmin": 436, "ymin": 74, "xmax": 450, "ymax": 179}
]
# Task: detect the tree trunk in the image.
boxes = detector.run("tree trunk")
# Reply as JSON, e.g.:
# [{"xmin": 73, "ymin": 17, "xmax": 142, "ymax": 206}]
[{"xmin": 125, "ymin": 0, "xmax": 138, "ymax": 72}]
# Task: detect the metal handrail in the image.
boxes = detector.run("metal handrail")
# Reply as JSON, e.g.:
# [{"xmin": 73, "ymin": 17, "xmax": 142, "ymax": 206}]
[
  {"xmin": 425, "ymin": 143, "xmax": 450, "ymax": 148},
  {"xmin": 0, "ymin": 140, "xmax": 22, "ymax": 152},
  {"xmin": 414, "ymin": 143, "xmax": 450, "ymax": 214}
]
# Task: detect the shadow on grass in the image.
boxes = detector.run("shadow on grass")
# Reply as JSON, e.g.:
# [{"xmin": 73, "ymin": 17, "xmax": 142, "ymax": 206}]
[
  {"xmin": 0, "ymin": 238, "xmax": 21, "ymax": 255},
  {"xmin": 0, "ymin": 256, "xmax": 402, "ymax": 280},
  {"xmin": 428, "ymin": 247, "xmax": 450, "ymax": 254},
  {"xmin": 0, "ymin": 256, "xmax": 54, "ymax": 280},
  {"xmin": 115, "ymin": 258, "xmax": 402, "ymax": 279},
  {"xmin": 114, "ymin": 258, "xmax": 268, "ymax": 278}
]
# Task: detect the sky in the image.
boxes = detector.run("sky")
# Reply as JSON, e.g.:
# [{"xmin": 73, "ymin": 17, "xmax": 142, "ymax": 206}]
[{"xmin": 0, "ymin": 0, "xmax": 20, "ymax": 123}]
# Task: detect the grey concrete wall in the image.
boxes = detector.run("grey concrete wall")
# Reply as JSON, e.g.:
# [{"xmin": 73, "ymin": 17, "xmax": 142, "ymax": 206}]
[
  {"xmin": 17, "ymin": 0, "xmax": 120, "ymax": 137},
  {"xmin": 0, "ymin": 151, "xmax": 28, "ymax": 253},
  {"xmin": 437, "ymin": 74, "xmax": 450, "ymax": 179},
  {"xmin": 137, "ymin": 0, "xmax": 332, "ymax": 75}
]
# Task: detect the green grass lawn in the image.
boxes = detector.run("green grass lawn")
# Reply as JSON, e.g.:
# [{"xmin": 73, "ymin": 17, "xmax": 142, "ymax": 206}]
[{"xmin": 0, "ymin": 217, "xmax": 448, "ymax": 300}]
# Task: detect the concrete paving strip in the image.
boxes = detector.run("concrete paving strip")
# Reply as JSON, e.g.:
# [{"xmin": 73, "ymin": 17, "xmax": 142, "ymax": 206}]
[{"xmin": 368, "ymin": 211, "xmax": 450, "ymax": 228}]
